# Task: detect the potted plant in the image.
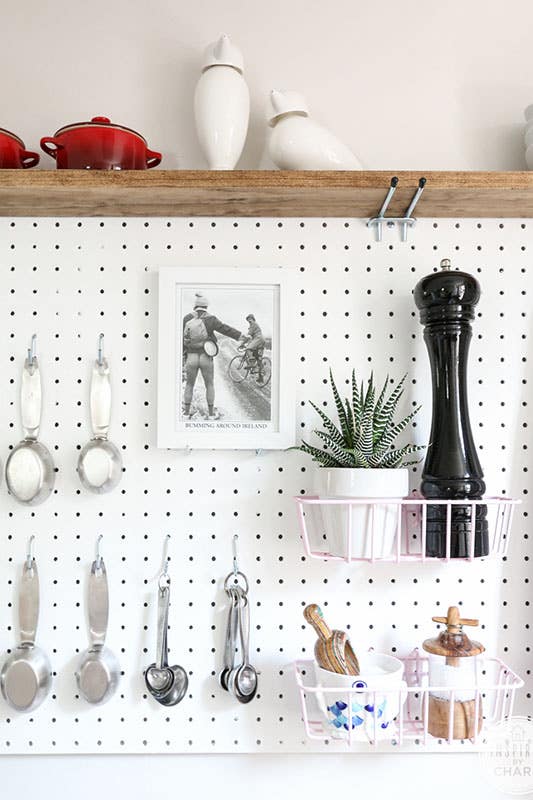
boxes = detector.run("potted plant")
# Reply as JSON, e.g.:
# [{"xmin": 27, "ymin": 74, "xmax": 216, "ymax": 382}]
[{"xmin": 296, "ymin": 371, "xmax": 424, "ymax": 558}]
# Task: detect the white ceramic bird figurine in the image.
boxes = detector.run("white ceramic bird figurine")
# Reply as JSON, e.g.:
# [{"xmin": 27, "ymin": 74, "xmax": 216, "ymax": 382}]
[{"xmin": 267, "ymin": 89, "xmax": 362, "ymax": 170}]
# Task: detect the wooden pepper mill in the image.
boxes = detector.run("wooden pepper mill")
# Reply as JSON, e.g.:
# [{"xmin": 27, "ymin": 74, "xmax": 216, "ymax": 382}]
[
  {"xmin": 414, "ymin": 258, "xmax": 489, "ymax": 558},
  {"xmin": 303, "ymin": 604, "xmax": 359, "ymax": 675},
  {"xmin": 423, "ymin": 606, "xmax": 484, "ymax": 739}
]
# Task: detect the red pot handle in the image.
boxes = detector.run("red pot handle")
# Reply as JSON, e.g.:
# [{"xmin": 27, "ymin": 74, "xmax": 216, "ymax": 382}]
[
  {"xmin": 146, "ymin": 149, "xmax": 162, "ymax": 169},
  {"xmin": 40, "ymin": 137, "xmax": 64, "ymax": 159},
  {"xmin": 20, "ymin": 150, "xmax": 40, "ymax": 169}
]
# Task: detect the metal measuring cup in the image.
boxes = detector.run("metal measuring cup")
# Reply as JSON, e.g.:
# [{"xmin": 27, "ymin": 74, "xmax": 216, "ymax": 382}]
[
  {"xmin": 5, "ymin": 336, "xmax": 56, "ymax": 505},
  {"xmin": 0, "ymin": 537, "xmax": 52, "ymax": 712},
  {"xmin": 77, "ymin": 335, "xmax": 123, "ymax": 494},
  {"xmin": 76, "ymin": 537, "xmax": 120, "ymax": 705}
]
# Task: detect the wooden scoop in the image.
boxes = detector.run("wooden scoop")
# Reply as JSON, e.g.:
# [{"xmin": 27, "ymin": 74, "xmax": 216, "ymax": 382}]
[{"xmin": 304, "ymin": 604, "xmax": 359, "ymax": 675}]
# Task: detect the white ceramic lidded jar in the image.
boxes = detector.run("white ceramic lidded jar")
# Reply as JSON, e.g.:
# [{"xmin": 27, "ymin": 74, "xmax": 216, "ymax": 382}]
[
  {"xmin": 194, "ymin": 34, "xmax": 250, "ymax": 170},
  {"xmin": 267, "ymin": 89, "xmax": 362, "ymax": 170}
]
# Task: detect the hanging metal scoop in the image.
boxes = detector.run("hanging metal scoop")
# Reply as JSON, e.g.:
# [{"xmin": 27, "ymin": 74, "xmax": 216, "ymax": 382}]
[
  {"xmin": 77, "ymin": 335, "xmax": 123, "ymax": 494},
  {"xmin": 5, "ymin": 336, "xmax": 56, "ymax": 505},
  {"xmin": 145, "ymin": 572, "xmax": 188, "ymax": 706},
  {"xmin": 0, "ymin": 538, "xmax": 52, "ymax": 712},
  {"xmin": 76, "ymin": 538, "xmax": 120, "ymax": 705}
]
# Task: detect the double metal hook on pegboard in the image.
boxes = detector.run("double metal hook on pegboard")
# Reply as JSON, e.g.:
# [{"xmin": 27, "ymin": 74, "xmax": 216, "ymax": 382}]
[{"xmin": 367, "ymin": 176, "xmax": 426, "ymax": 242}]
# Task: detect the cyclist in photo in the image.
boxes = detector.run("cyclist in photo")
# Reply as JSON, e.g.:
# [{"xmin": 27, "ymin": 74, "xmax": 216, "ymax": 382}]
[
  {"xmin": 183, "ymin": 292, "xmax": 243, "ymax": 419},
  {"xmin": 242, "ymin": 313, "xmax": 266, "ymax": 385}
]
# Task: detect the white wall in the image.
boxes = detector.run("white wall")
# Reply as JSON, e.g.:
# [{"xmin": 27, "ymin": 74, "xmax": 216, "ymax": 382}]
[
  {"xmin": 3, "ymin": 0, "xmax": 531, "ymax": 172},
  {"xmin": 1, "ymin": 1, "xmax": 530, "ymax": 798}
]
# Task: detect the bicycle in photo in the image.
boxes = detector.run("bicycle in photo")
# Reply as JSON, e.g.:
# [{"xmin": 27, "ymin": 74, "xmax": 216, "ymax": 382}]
[{"xmin": 228, "ymin": 344, "xmax": 272, "ymax": 387}]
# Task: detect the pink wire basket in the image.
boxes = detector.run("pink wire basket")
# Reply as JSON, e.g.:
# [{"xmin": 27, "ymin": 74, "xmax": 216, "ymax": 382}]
[
  {"xmin": 294, "ymin": 495, "xmax": 519, "ymax": 563},
  {"xmin": 294, "ymin": 650, "xmax": 524, "ymax": 749}
]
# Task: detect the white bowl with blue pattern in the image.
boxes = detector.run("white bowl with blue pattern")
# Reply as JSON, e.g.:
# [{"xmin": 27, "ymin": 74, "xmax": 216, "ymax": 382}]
[{"xmin": 314, "ymin": 653, "xmax": 406, "ymax": 741}]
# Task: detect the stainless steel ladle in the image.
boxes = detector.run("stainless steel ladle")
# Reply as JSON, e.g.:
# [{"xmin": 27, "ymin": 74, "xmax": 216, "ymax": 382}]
[
  {"xmin": 145, "ymin": 556, "xmax": 188, "ymax": 707},
  {"xmin": 0, "ymin": 537, "xmax": 52, "ymax": 712},
  {"xmin": 76, "ymin": 536, "xmax": 120, "ymax": 705},
  {"xmin": 5, "ymin": 336, "xmax": 56, "ymax": 505},
  {"xmin": 77, "ymin": 335, "xmax": 123, "ymax": 494}
]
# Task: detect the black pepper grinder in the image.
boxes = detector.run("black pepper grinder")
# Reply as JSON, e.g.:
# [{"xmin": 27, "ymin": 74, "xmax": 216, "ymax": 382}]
[{"xmin": 414, "ymin": 258, "xmax": 488, "ymax": 558}]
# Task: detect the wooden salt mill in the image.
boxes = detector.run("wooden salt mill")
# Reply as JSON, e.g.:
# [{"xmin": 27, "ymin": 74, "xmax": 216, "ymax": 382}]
[
  {"xmin": 423, "ymin": 606, "xmax": 484, "ymax": 739},
  {"xmin": 304, "ymin": 604, "xmax": 359, "ymax": 675}
]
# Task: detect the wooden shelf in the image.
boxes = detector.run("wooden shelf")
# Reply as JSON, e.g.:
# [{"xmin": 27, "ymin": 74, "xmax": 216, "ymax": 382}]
[{"xmin": 0, "ymin": 170, "xmax": 533, "ymax": 218}]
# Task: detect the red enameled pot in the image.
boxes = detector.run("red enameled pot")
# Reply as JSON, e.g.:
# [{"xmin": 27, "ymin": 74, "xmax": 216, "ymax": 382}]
[
  {"xmin": 0, "ymin": 128, "xmax": 40, "ymax": 169},
  {"xmin": 40, "ymin": 116, "xmax": 162, "ymax": 170}
]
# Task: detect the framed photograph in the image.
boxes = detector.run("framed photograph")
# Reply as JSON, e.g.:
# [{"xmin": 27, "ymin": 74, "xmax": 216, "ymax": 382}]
[{"xmin": 157, "ymin": 267, "xmax": 296, "ymax": 449}]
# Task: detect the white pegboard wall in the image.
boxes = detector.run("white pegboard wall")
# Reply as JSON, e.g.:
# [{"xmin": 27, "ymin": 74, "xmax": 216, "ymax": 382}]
[{"xmin": 0, "ymin": 215, "xmax": 530, "ymax": 754}]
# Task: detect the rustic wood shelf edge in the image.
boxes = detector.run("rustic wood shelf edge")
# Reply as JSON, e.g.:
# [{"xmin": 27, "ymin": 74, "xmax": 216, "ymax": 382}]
[{"xmin": 0, "ymin": 170, "xmax": 532, "ymax": 218}]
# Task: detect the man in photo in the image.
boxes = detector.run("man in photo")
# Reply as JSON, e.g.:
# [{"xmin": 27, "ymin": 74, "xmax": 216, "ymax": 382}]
[
  {"xmin": 242, "ymin": 313, "xmax": 266, "ymax": 385},
  {"xmin": 182, "ymin": 292, "xmax": 243, "ymax": 419}
]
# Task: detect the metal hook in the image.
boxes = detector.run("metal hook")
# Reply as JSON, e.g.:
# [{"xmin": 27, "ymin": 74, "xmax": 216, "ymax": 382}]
[
  {"xmin": 26, "ymin": 535, "xmax": 35, "ymax": 568},
  {"xmin": 97, "ymin": 333, "xmax": 104, "ymax": 367},
  {"xmin": 367, "ymin": 176, "xmax": 426, "ymax": 242},
  {"xmin": 161, "ymin": 534, "xmax": 171, "ymax": 576},
  {"xmin": 232, "ymin": 534, "xmax": 239, "ymax": 578},
  {"xmin": 95, "ymin": 534, "xmax": 103, "ymax": 569},
  {"xmin": 400, "ymin": 177, "xmax": 426, "ymax": 242},
  {"xmin": 158, "ymin": 534, "xmax": 171, "ymax": 589},
  {"xmin": 27, "ymin": 334, "xmax": 37, "ymax": 367}
]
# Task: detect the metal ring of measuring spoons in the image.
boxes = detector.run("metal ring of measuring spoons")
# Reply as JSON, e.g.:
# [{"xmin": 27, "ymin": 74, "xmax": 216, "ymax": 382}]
[{"xmin": 223, "ymin": 535, "xmax": 249, "ymax": 595}]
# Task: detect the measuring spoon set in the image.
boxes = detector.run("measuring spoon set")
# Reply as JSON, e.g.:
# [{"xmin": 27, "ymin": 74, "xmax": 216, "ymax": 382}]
[
  {"xmin": 3, "ymin": 334, "xmax": 122, "ymax": 506},
  {"xmin": 219, "ymin": 536, "xmax": 258, "ymax": 704},
  {"xmin": 0, "ymin": 536, "xmax": 120, "ymax": 713}
]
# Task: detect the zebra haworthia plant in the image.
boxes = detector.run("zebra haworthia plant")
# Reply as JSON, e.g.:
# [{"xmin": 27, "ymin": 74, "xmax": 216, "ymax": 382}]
[{"xmin": 297, "ymin": 371, "xmax": 424, "ymax": 469}]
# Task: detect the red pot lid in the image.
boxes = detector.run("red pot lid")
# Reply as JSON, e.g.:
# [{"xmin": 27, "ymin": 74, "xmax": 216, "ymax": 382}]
[
  {"xmin": 0, "ymin": 128, "xmax": 25, "ymax": 148},
  {"xmin": 53, "ymin": 116, "xmax": 147, "ymax": 144}
]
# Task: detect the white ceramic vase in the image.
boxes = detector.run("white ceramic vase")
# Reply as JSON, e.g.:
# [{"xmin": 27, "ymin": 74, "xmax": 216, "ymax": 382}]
[
  {"xmin": 194, "ymin": 34, "xmax": 250, "ymax": 170},
  {"xmin": 314, "ymin": 467, "xmax": 409, "ymax": 559},
  {"xmin": 267, "ymin": 89, "xmax": 362, "ymax": 170}
]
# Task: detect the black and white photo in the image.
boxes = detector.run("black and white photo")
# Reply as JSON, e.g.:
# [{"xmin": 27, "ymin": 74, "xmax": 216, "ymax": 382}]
[{"xmin": 157, "ymin": 267, "xmax": 295, "ymax": 449}]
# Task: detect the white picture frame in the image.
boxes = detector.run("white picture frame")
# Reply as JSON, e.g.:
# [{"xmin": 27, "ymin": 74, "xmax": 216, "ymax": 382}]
[{"xmin": 157, "ymin": 267, "xmax": 296, "ymax": 450}]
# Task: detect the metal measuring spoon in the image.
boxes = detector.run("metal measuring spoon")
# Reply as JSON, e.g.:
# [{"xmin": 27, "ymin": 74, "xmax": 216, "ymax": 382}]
[
  {"xmin": 0, "ymin": 540, "xmax": 52, "ymax": 712},
  {"xmin": 5, "ymin": 336, "xmax": 56, "ymax": 505},
  {"xmin": 219, "ymin": 586, "xmax": 239, "ymax": 691},
  {"xmin": 227, "ymin": 587, "xmax": 258, "ymax": 704},
  {"xmin": 76, "ymin": 544, "xmax": 120, "ymax": 705},
  {"xmin": 145, "ymin": 573, "xmax": 188, "ymax": 706},
  {"xmin": 233, "ymin": 592, "xmax": 258, "ymax": 703},
  {"xmin": 77, "ymin": 336, "xmax": 123, "ymax": 494}
]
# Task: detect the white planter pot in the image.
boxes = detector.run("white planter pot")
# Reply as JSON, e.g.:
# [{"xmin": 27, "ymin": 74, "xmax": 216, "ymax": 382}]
[{"xmin": 314, "ymin": 468, "xmax": 409, "ymax": 559}]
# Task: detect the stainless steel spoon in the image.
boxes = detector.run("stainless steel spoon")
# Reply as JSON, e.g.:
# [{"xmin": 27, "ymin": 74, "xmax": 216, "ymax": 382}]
[
  {"xmin": 76, "ymin": 543, "xmax": 120, "ymax": 705},
  {"xmin": 227, "ymin": 587, "xmax": 258, "ymax": 704},
  {"xmin": 0, "ymin": 539, "xmax": 52, "ymax": 712},
  {"xmin": 145, "ymin": 573, "xmax": 188, "ymax": 706},
  {"xmin": 219, "ymin": 585, "xmax": 239, "ymax": 691},
  {"xmin": 77, "ymin": 336, "xmax": 122, "ymax": 494},
  {"xmin": 5, "ymin": 336, "xmax": 56, "ymax": 505}
]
